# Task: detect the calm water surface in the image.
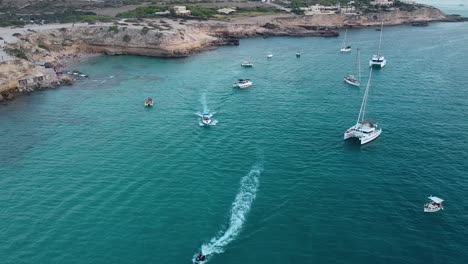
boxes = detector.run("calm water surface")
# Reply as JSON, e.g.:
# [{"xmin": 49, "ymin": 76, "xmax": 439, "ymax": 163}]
[{"xmin": 1, "ymin": 20, "xmax": 468, "ymax": 264}]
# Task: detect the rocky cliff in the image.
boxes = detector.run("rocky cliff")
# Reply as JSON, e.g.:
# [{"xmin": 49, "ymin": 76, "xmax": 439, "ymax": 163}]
[{"xmin": 275, "ymin": 6, "xmax": 447, "ymax": 28}]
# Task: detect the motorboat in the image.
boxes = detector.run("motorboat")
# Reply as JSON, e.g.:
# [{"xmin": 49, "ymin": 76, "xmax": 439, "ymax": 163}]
[
  {"xmin": 424, "ymin": 196, "xmax": 444, "ymax": 213},
  {"xmin": 233, "ymin": 79, "xmax": 253, "ymax": 89},
  {"xmin": 340, "ymin": 29, "xmax": 352, "ymax": 52},
  {"xmin": 144, "ymin": 98, "xmax": 154, "ymax": 107},
  {"xmin": 344, "ymin": 67, "xmax": 382, "ymax": 145},
  {"xmin": 344, "ymin": 48, "xmax": 361, "ymax": 87},
  {"xmin": 200, "ymin": 113, "xmax": 212, "ymax": 126},
  {"xmin": 296, "ymin": 51, "xmax": 301, "ymax": 58},
  {"xmin": 369, "ymin": 21, "xmax": 387, "ymax": 68},
  {"xmin": 267, "ymin": 53, "xmax": 273, "ymax": 58},
  {"xmin": 241, "ymin": 61, "xmax": 253, "ymax": 67}
]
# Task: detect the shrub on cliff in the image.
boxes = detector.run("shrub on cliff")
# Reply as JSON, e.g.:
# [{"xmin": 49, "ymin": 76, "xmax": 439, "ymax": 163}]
[
  {"xmin": 141, "ymin": 27, "xmax": 150, "ymax": 35},
  {"xmin": 116, "ymin": 6, "xmax": 168, "ymax": 18},
  {"xmin": 38, "ymin": 43, "xmax": 50, "ymax": 52},
  {"xmin": 123, "ymin": 35, "xmax": 132, "ymax": 43},
  {"xmin": 5, "ymin": 48, "xmax": 28, "ymax": 60},
  {"xmin": 187, "ymin": 6, "xmax": 216, "ymax": 19},
  {"xmin": 109, "ymin": 26, "xmax": 119, "ymax": 33}
]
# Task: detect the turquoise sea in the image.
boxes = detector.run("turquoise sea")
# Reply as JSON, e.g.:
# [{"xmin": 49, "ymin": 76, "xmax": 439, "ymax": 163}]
[{"xmin": 1, "ymin": 17, "xmax": 468, "ymax": 264}]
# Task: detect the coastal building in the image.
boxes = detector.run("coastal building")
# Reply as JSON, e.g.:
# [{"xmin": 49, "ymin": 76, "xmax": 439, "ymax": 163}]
[
  {"xmin": 370, "ymin": 0, "xmax": 394, "ymax": 6},
  {"xmin": 217, "ymin": 8, "xmax": 236, "ymax": 15},
  {"xmin": 300, "ymin": 4, "xmax": 340, "ymax": 15},
  {"xmin": 173, "ymin": 6, "xmax": 191, "ymax": 16}
]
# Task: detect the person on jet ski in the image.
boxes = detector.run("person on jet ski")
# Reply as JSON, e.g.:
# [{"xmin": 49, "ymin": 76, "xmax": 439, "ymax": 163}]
[{"xmin": 196, "ymin": 252, "xmax": 206, "ymax": 261}]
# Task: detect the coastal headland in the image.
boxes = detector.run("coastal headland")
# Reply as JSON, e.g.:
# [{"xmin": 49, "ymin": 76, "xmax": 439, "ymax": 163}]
[{"xmin": 0, "ymin": 2, "xmax": 464, "ymax": 102}]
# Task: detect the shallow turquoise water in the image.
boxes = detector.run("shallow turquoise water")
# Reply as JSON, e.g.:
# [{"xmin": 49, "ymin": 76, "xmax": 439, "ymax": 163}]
[{"xmin": 1, "ymin": 21, "xmax": 468, "ymax": 264}]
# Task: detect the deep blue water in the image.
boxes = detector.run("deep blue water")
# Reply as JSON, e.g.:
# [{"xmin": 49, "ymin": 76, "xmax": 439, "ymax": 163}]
[{"xmin": 1, "ymin": 21, "xmax": 468, "ymax": 264}]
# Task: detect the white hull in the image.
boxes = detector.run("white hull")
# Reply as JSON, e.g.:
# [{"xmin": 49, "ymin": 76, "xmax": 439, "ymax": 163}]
[
  {"xmin": 369, "ymin": 60, "xmax": 386, "ymax": 68},
  {"xmin": 424, "ymin": 204, "xmax": 443, "ymax": 213},
  {"xmin": 233, "ymin": 80, "xmax": 253, "ymax": 89},
  {"xmin": 340, "ymin": 48, "xmax": 351, "ymax": 52},
  {"xmin": 344, "ymin": 76, "xmax": 360, "ymax": 87},
  {"xmin": 344, "ymin": 125, "xmax": 382, "ymax": 145},
  {"xmin": 369, "ymin": 55, "xmax": 386, "ymax": 68},
  {"xmin": 201, "ymin": 119, "xmax": 212, "ymax": 126}
]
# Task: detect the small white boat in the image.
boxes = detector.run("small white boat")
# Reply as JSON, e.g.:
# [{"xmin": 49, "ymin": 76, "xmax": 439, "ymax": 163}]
[
  {"xmin": 340, "ymin": 29, "xmax": 352, "ymax": 52},
  {"xmin": 344, "ymin": 67, "xmax": 382, "ymax": 145},
  {"xmin": 344, "ymin": 48, "xmax": 361, "ymax": 87},
  {"xmin": 201, "ymin": 113, "xmax": 212, "ymax": 126},
  {"xmin": 424, "ymin": 196, "xmax": 444, "ymax": 213},
  {"xmin": 241, "ymin": 61, "xmax": 253, "ymax": 67},
  {"xmin": 233, "ymin": 79, "xmax": 253, "ymax": 89},
  {"xmin": 144, "ymin": 98, "xmax": 154, "ymax": 107},
  {"xmin": 369, "ymin": 21, "xmax": 387, "ymax": 68},
  {"xmin": 267, "ymin": 53, "xmax": 273, "ymax": 58},
  {"xmin": 296, "ymin": 51, "xmax": 301, "ymax": 58}
]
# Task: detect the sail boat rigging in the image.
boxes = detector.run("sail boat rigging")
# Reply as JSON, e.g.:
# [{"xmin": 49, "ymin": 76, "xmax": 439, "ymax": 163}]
[
  {"xmin": 344, "ymin": 48, "xmax": 361, "ymax": 86},
  {"xmin": 344, "ymin": 67, "xmax": 382, "ymax": 145},
  {"xmin": 340, "ymin": 29, "xmax": 352, "ymax": 52},
  {"xmin": 369, "ymin": 21, "xmax": 387, "ymax": 68}
]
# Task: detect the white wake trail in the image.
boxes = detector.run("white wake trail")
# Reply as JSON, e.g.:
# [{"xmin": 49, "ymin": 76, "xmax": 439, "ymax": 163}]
[
  {"xmin": 200, "ymin": 93, "xmax": 208, "ymax": 113},
  {"xmin": 193, "ymin": 164, "xmax": 262, "ymax": 263}
]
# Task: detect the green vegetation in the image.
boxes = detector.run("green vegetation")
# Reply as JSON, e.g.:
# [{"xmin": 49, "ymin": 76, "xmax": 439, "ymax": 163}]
[
  {"xmin": 108, "ymin": 26, "xmax": 119, "ymax": 33},
  {"xmin": 5, "ymin": 48, "xmax": 28, "ymax": 60},
  {"xmin": 186, "ymin": 6, "xmax": 216, "ymax": 19},
  {"xmin": 236, "ymin": 6, "xmax": 279, "ymax": 13},
  {"xmin": 141, "ymin": 27, "xmax": 150, "ymax": 35},
  {"xmin": 0, "ymin": 9, "xmax": 113, "ymax": 27},
  {"xmin": 123, "ymin": 35, "xmax": 132, "ymax": 42},
  {"xmin": 116, "ymin": 6, "xmax": 168, "ymax": 18},
  {"xmin": 38, "ymin": 43, "xmax": 50, "ymax": 51}
]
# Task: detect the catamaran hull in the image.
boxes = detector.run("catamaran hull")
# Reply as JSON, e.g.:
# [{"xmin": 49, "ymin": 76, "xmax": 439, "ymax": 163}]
[
  {"xmin": 344, "ymin": 128, "xmax": 382, "ymax": 145},
  {"xmin": 369, "ymin": 60, "xmax": 387, "ymax": 68},
  {"xmin": 360, "ymin": 129, "xmax": 382, "ymax": 144}
]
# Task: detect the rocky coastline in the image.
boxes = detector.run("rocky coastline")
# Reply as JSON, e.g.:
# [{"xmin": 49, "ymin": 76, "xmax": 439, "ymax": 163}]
[{"xmin": 0, "ymin": 5, "xmax": 464, "ymax": 103}]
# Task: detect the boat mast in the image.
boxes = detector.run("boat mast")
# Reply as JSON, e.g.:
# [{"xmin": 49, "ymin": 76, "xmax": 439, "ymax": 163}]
[
  {"xmin": 377, "ymin": 20, "xmax": 384, "ymax": 56},
  {"xmin": 354, "ymin": 48, "xmax": 361, "ymax": 81},
  {"xmin": 356, "ymin": 67, "xmax": 373, "ymax": 124},
  {"xmin": 342, "ymin": 29, "xmax": 348, "ymax": 48}
]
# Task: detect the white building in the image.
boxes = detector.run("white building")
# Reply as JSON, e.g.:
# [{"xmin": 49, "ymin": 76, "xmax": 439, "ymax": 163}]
[
  {"xmin": 300, "ymin": 4, "xmax": 340, "ymax": 15},
  {"xmin": 370, "ymin": 0, "xmax": 394, "ymax": 6},
  {"xmin": 173, "ymin": 6, "xmax": 191, "ymax": 16},
  {"xmin": 217, "ymin": 8, "xmax": 236, "ymax": 15}
]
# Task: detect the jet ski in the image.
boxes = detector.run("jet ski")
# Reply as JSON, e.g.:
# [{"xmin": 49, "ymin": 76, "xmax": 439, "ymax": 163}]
[{"xmin": 194, "ymin": 252, "xmax": 206, "ymax": 263}]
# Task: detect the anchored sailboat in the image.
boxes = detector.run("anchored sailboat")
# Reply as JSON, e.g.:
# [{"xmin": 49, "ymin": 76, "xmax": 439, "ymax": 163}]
[
  {"xmin": 369, "ymin": 21, "xmax": 386, "ymax": 68},
  {"xmin": 344, "ymin": 48, "xmax": 361, "ymax": 87},
  {"xmin": 344, "ymin": 67, "xmax": 382, "ymax": 145},
  {"xmin": 340, "ymin": 29, "xmax": 352, "ymax": 52}
]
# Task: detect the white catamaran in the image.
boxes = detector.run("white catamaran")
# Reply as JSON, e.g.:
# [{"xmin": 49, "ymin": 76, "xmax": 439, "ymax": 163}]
[
  {"xmin": 344, "ymin": 67, "xmax": 382, "ymax": 145},
  {"xmin": 340, "ymin": 29, "xmax": 352, "ymax": 53},
  {"xmin": 369, "ymin": 21, "xmax": 386, "ymax": 68},
  {"xmin": 344, "ymin": 48, "xmax": 361, "ymax": 87}
]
